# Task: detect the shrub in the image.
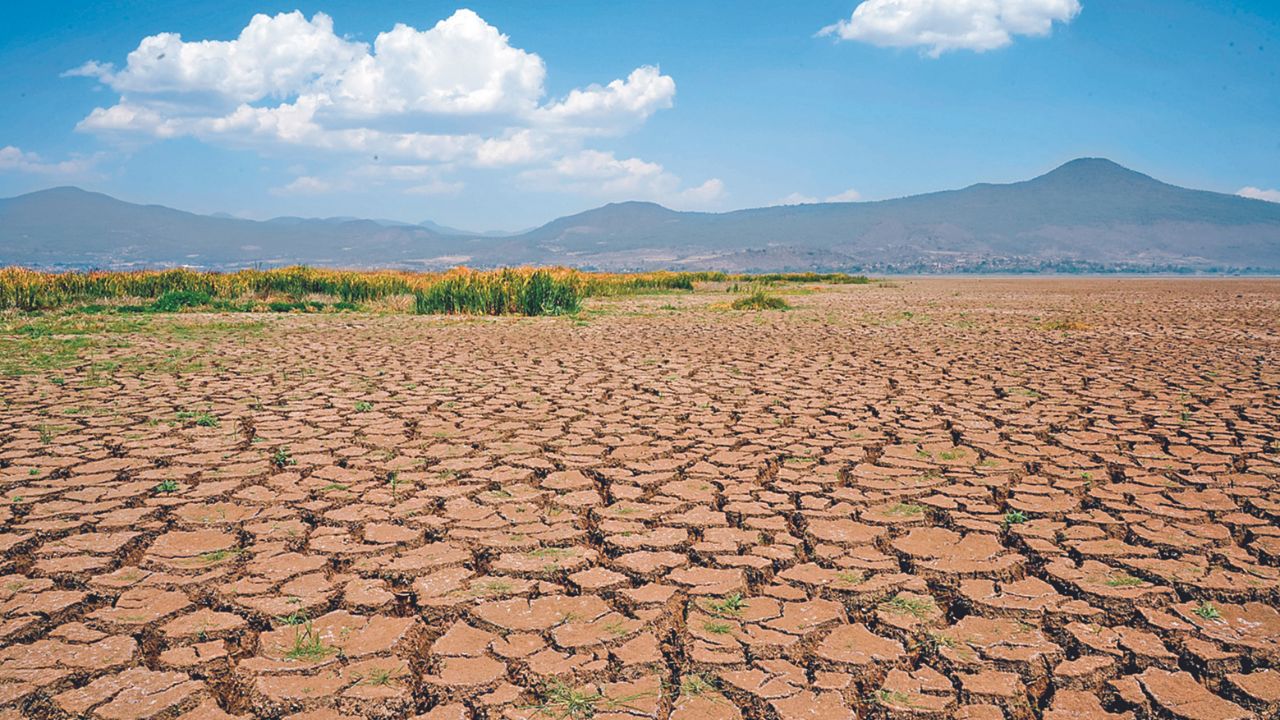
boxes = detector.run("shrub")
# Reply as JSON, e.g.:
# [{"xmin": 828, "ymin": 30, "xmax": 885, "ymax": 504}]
[
  {"xmin": 151, "ymin": 290, "xmax": 211, "ymax": 312},
  {"xmin": 730, "ymin": 290, "xmax": 789, "ymax": 311}
]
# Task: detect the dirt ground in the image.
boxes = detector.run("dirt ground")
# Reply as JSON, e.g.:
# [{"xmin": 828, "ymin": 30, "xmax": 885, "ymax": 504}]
[{"xmin": 1, "ymin": 278, "xmax": 1278, "ymax": 720}]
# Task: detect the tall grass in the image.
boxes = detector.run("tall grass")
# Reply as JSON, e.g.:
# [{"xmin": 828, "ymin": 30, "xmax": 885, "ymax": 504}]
[
  {"xmin": 0, "ymin": 266, "xmax": 870, "ymax": 316},
  {"xmin": 412, "ymin": 268, "xmax": 581, "ymax": 315}
]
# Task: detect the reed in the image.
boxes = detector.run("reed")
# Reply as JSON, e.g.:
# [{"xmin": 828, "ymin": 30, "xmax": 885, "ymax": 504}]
[{"xmin": 0, "ymin": 265, "xmax": 870, "ymax": 315}]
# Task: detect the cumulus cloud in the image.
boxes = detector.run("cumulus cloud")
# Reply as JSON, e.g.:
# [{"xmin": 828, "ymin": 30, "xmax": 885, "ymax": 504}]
[
  {"xmin": 1237, "ymin": 186, "xmax": 1280, "ymax": 203},
  {"xmin": 539, "ymin": 66, "xmax": 676, "ymax": 130},
  {"xmin": 67, "ymin": 8, "xmax": 681, "ymax": 187},
  {"xmin": 773, "ymin": 188, "xmax": 863, "ymax": 206},
  {"xmin": 0, "ymin": 145, "xmax": 101, "ymax": 176},
  {"xmin": 819, "ymin": 0, "xmax": 1082, "ymax": 57},
  {"xmin": 524, "ymin": 150, "xmax": 724, "ymax": 209}
]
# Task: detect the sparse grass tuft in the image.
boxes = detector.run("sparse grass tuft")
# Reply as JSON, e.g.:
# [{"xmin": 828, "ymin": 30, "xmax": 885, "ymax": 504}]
[
  {"xmin": 680, "ymin": 674, "xmax": 716, "ymax": 697},
  {"xmin": 1103, "ymin": 574, "xmax": 1145, "ymax": 588},
  {"xmin": 1193, "ymin": 601, "xmax": 1222, "ymax": 620},
  {"xmin": 885, "ymin": 502, "xmax": 925, "ymax": 517},
  {"xmin": 284, "ymin": 618, "xmax": 335, "ymax": 662},
  {"xmin": 271, "ymin": 446, "xmax": 297, "ymax": 468},
  {"xmin": 730, "ymin": 290, "xmax": 789, "ymax": 311},
  {"xmin": 703, "ymin": 592, "xmax": 748, "ymax": 617},
  {"xmin": 525, "ymin": 679, "xmax": 655, "ymax": 719},
  {"xmin": 1003, "ymin": 510, "xmax": 1028, "ymax": 525},
  {"xmin": 879, "ymin": 593, "xmax": 937, "ymax": 619},
  {"xmin": 702, "ymin": 620, "xmax": 734, "ymax": 635},
  {"xmin": 177, "ymin": 409, "xmax": 218, "ymax": 427}
]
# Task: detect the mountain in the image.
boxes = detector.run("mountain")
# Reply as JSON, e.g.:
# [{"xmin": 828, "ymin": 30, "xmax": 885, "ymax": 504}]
[
  {"xmin": 418, "ymin": 219, "xmax": 527, "ymax": 237},
  {"xmin": 0, "ymin": 187, "xmax": 482, "ymax": 268},
  {"xmin": 3, "ymin": 159, "xmax": 1278, "ymax": 272},
  {"xmin": 501, "ymin": 159, "xmax": 1280, "ymax": 271}
]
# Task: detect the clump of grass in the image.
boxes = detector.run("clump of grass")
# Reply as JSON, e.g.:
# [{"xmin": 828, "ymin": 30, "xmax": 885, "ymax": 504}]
[
  {"xmin": 885, "ymin": 502, "xmax": 925, "ymax": 517},
  {"xmin": 526, "ymin": 680, "xmax": 655, "ymax": 720},
  {"xmin": 151, "ymin": 290, "xmax": 211, "ymax": 312},
  {"xmin": 1193, "ymin": 601, "xmax": 1222, "ymax": 620},
  {"xmin": 154, "ymin": 479, "xmax": 180, "ymax": 494},
  {"xmin": 284, "ymin": 618, "xmax": 335, "ymax": 662},
  {"xmin": 414, "ymin": 268, "xmax": 581, "ymax": 316},
  {"xmin": 177, "ymin": 410, "xmax": 218, "ymax": 427},
  {"xmin": 703, "ymin": 593, "xmax": 748, "ymax": 617},
  {"xmin": 271, "ymin": 447, "xmax": 296, "ymax": 468},
  {"xmin": 874, "ymin": 689, "xmax": 915, "ymax": 707},
  {"xmin": 730, "ymin": 290, "xmax": 789, "ymax": 311},
  {"xmin": 274, "ymin": 610, "xmax": 309, "ymax": 626},
  {"xmin": 879, "ymin": 593, "xmax": 937, "ymax": 619},
  {"xmin": 680, "ymin": 674, "xmax": 717, "ymax": 697},
  {"xmin": 354, "ymin": 401, "xmax": 373, "ymax": 412},
  {"xmin": 358, "ymin": 664, "xmax": 404, "ymax": 687},
  {"xmin": 1003, "ymin": 510, "xmax": 1028, "ymax": 525},
  {"xmin": 702, "ymin": 621, "xmax": 734, "ymax": 635},
  {"xmin": 1103, "ymin": 574, "xmax": 1145, "ymax": 588},
  {"xmin": 198, "ymin": 548, "xmax": 242, "ymax": 565},
  {"xmin": 835, "ymin": 570, "xmax": 865, "ymax": 585}
]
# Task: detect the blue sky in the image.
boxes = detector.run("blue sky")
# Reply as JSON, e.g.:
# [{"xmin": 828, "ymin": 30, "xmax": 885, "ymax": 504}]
[{"xmin": 1, "ymin": 0, "xmax": 1277, "ymax": 230}]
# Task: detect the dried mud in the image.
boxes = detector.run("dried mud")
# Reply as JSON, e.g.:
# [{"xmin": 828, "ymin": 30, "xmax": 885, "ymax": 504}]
[{"xmin": 1, "ymin": 278, "xmax": 1278, "ymax": 720}]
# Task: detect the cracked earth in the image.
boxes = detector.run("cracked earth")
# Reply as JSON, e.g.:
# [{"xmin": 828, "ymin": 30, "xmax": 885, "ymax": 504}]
[{"xmin": 1, "ymin": 278, "xmax": 1278, "ymax": 720}]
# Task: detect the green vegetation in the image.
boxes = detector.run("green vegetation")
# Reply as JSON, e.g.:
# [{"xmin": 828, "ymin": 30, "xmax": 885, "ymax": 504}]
[
  {"xmin": 153, "ymin": 479, "xmax": 180, "ymax": 494},
  {"xmin": 703, "ymin": 592, "xmax": 748, "ymax": 617},
  {"xmin": 284, "ymin": 618, "xmax": 336, "ymax": 661},
  {"xmin": 1003, "ymin": 510, "xmax": 1028, "ymax": 525},
  {"xmin": 879, "ymin": 593, "xmax": 937, "ymax": 619},
  {"xmin": 1193, "ymin": 601, "xmax": 1222, "ymax": 620},
  {"xmin": 730, "ymin": 290, "xmax": 790, "ymax": 311},
  {"xmin": 1, "ymin": 265, "xmax": 871, "ymax": 316},
  {"xmin": 151, "ymin": 290, "xmax": 212, "ymax": 312},
  {"xmin": 198, "ymin": 548, "xmax": 242, "ymax": 565},
  {"xmin": 1102, "ymin": 574, "xmax": 1145, "ymax": 588},
  {"xmin": 679, "ymin": 674, "xmax": 716, "ymax": 697},
  {"xmin": 271, "ymin": 447, "xmax": 297, "ymax": 468},
  {"xmin": 527, "ymin": 680, "xmax": 654, "ymax": 720},
  {"xmin": 874, "ymin": 689, "xmax": 915, "ymax": 707},
  {"xmin": 413, "ymin": 268, "xmax": 582, "ymax": 315},
  {"xmin": 177, "ymin": 409, "xmax": 219, "ymax": 427},
  {"xmin": 885, "ymin": 502, "xmax": 925, "ymax": 517}
]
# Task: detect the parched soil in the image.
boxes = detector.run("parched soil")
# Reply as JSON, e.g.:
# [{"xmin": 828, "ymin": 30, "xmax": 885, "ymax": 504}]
[{"xmin": 1, "ymin": 278, "xmax": 1278, "ymax": 720}]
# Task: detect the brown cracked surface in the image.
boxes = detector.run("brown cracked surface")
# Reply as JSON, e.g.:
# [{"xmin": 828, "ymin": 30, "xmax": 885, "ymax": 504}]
[{"xmin": 1, "ymin": 278, "xmax": 1278, "ymax": 718}]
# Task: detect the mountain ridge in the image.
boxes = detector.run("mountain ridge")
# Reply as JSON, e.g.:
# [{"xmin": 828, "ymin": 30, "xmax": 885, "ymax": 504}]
[{"xmin": 3, "ymin": 159, "xmax": 1279, "ymax": 272}]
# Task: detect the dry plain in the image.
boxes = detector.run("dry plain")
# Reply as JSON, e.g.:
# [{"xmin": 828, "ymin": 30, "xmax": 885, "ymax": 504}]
[{"xmin": 0, "ymin": 278, "xmax": 1278, "ymax": 720}]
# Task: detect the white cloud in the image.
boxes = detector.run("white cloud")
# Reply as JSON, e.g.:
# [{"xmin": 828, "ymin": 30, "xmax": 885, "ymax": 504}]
[
  {"xmin": 1238, "ymin": 186, "xmax": 1280, "ymax": 203},
  {"xmin": 539, "ymin": 66, "xmax": 676, "ymax": 131},
  {"xmin": 67, "ymin": 12, "xmax": 364, "ymax": 103},
  {"xmin": 524, "ymin": 150, "xmax": 724, "ymax": 209},
  {"xmin": 819, "ymin": 0, "xmax": 1081, "ymax": 57},
  {"xmin": 271, "ymin": 175, "xmax": 332, "ymax": 195},
  {"xmin": 67, "ymin": 8, "xmax": 680, "ymax": 184},
  {"xmin": 825, "ymin": 188, "xmax": 863, "ymax": 202},
  {"xmin": 331, "ymin": 10, "xmax": 546, "ymax": 116},
  {"xmin": 0, "ymin": 145, "xmax": 100, "ymax": 176},
  {"xmin": 772, "ymin": 188, "xmax": 863, "ymax": 206}
]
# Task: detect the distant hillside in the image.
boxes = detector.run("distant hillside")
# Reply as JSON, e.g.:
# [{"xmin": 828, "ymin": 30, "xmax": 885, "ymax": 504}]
[
  {"xmin": 499, "ymin": 159, "xmax": 1280, "ymax": 271},
  {"xmin": 3, "ymin": 159, "xmax": 1278, "ymax": 272}
]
